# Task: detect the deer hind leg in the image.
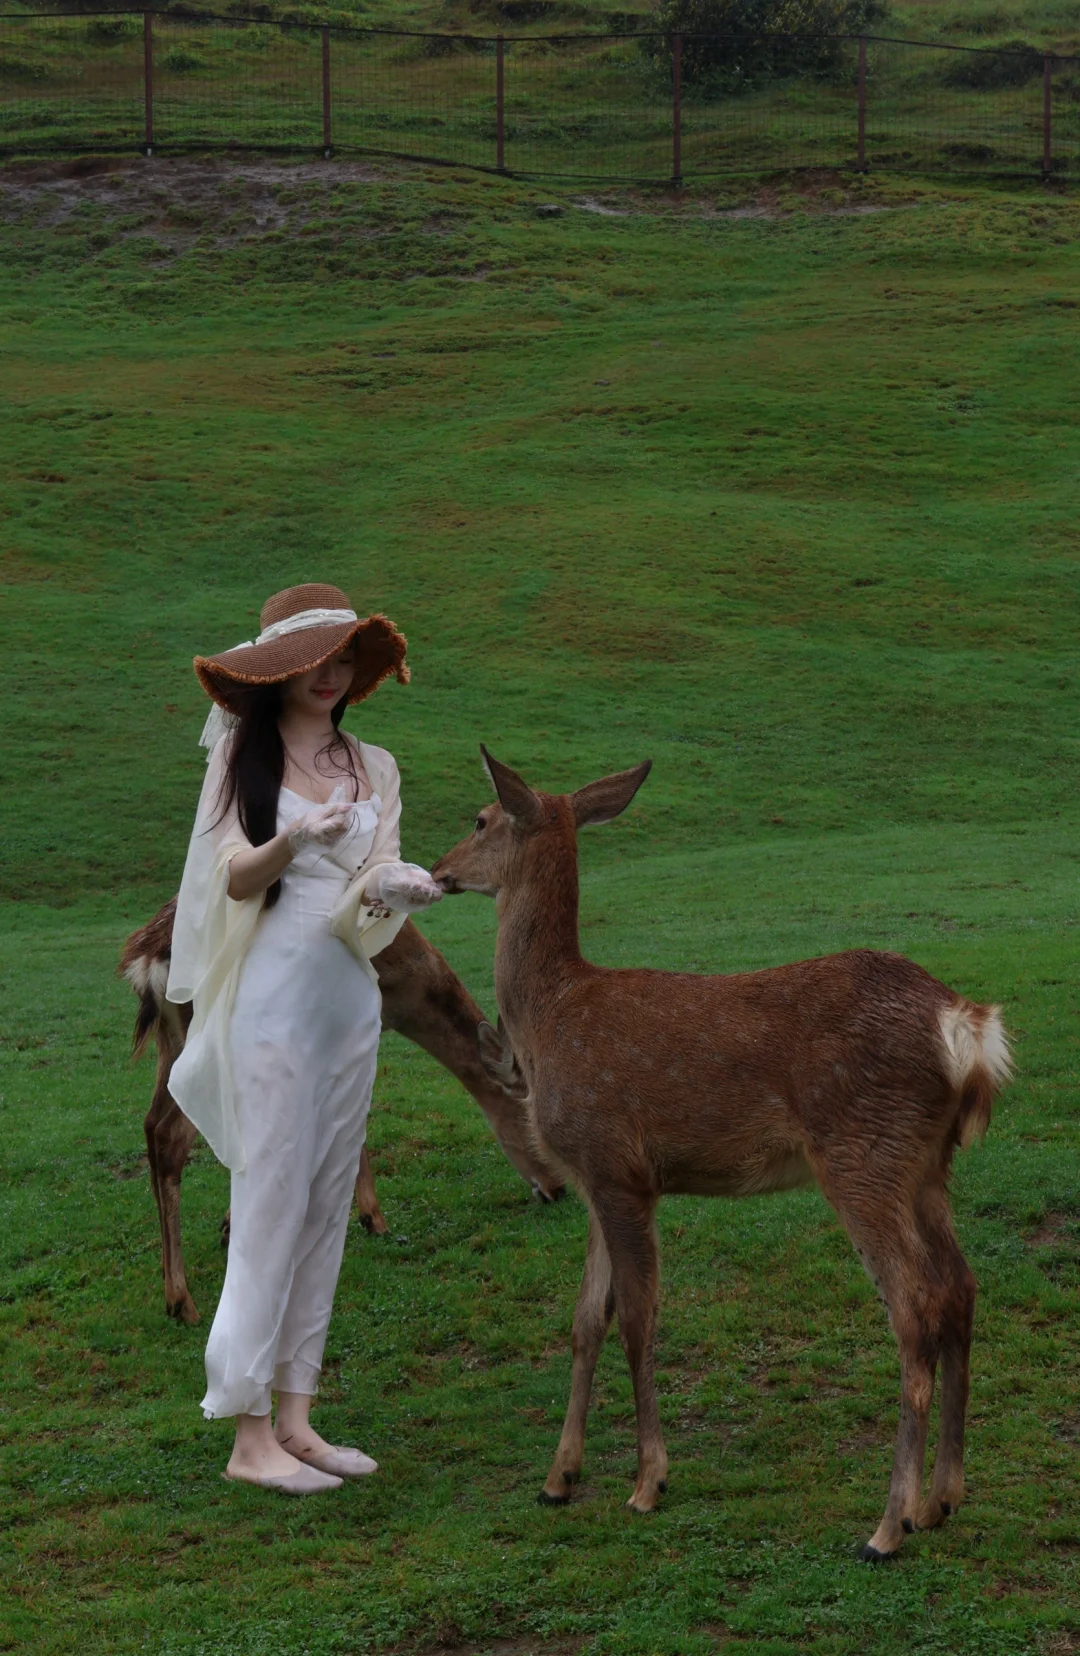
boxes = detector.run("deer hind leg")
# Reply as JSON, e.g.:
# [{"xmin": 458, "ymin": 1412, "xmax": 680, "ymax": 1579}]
[
  {"xmin": 354, "ymin": 1145, "xmax": 389, "ymax": 1236},
  {"xmin": 145, "ymin": 1082, "xmax": 200, "ymax": 1325},
  {"xmin": 540, "ymin": 1209, "xmax": 614, "ymax": 1505},
  {"xmin": 915, "ymin": 1187, "xmax": 976, "ymax": 1531},
  {"xmin": 595, "ymin": 1192, "xmax": 666, "ymax": 1514},
  {"xmin": 826, "ymin": 1189, "xmax": 945, "ymax": 1560}
]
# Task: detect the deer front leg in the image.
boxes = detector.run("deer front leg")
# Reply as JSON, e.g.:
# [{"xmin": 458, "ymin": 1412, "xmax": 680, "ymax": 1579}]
[
  {"xmin": 354, "ymin": 1144, "xmax": 389, "ymax": 1236},
  {"xmin": 601, "ymin": 1193, "xmax": 666, "ymax": 1514},
  {"xmin": 540, "ymin": 1209, "xmax": 613, "ymax": 1504}
]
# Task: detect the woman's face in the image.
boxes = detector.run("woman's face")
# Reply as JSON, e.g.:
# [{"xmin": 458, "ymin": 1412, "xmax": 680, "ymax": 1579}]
[{"xmin": 283, "ymin": 649, "xmax": 355, "ymax": 718}]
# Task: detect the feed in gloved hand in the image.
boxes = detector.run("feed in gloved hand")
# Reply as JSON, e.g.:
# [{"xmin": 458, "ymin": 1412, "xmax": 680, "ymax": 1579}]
[
  {"xmin": 363, "ymin": 861, "xmax": 443, "ymax": 919},
  {"xmin": 286, "ymin": 802, "xmax": 355, "ymax": 855}
]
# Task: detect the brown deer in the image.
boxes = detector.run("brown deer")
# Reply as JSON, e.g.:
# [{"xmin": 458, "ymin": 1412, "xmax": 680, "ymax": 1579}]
[
  {"xmin": 120, "ymin": 900, "xmax": 556, "ymax": 1327},
  {"xmin": 432, "ymin": 750, "xmax": 1012, "ymax": 1561}
]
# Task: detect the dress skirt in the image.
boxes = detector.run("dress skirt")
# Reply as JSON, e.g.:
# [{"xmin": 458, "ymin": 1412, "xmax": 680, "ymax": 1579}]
[{"xmin": 201, "ymin": 793, "xmax": 383, "ymax": 1420}]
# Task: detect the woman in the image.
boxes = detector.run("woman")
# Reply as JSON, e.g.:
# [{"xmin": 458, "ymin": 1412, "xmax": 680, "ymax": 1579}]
[{"xmin": 166, "ymin": 583, "xmax": 442, "ymax": 1494}]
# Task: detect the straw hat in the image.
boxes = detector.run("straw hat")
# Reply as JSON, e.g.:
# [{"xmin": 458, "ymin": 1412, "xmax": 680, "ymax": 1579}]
[{"xmin": 194, "ymin": 582, "xmax": 410, "ymax": 714}]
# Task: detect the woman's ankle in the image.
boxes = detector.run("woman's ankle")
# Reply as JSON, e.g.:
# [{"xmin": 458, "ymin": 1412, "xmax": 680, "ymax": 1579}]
[
  {"xmin": 274, "ymin": 1391, "xmax": 317, "ymax": 1440},
  {"xmin": 229, "ymin": 1411, "xmax": 299, "ymax": 1473}
]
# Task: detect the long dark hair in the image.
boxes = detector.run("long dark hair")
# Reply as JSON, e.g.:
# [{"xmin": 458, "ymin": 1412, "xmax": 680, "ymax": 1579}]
[{"xmin": 214, "ymin": 683, "xmax": 358, "ymax": 909}]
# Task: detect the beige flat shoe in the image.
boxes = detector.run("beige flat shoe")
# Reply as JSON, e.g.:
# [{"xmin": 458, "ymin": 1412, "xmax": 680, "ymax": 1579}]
[
  {"xmin": 221, "ymin": 1464, "xmax": 343, "ymax": 1494},
  {"xmin": 285, "ymin": 1445, "xmax": 378, "ymax": 1479}
]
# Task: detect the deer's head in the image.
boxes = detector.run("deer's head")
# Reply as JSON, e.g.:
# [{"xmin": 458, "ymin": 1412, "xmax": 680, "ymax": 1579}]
[{"xmin": 431, "ymin": 747, "xmax": 652, "ymax": 898}]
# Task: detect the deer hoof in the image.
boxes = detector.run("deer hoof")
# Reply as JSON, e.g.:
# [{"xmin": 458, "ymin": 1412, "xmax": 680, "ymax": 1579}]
[
  {"xmin": 916, "ymin": 1496, "xmax": 955, "ymax": 1530},
  {"xmin": 537, "ymin": 1488, "xmax": 572, "ymax": 1506},
  {"xmin": 858, "ymin": 1542, "xmax": 899, "ymax": 1564},
  {"xmin": 359, "ymin": 1212, "xmax": 390, "ymax": 1236},
  {"xmin": 167, "ymin": 1297, "xmax": 200, "ymax": 1326},
  {"xmin": 627, "ymin": 1490, "xmax": 662, "ymax": 1515}
]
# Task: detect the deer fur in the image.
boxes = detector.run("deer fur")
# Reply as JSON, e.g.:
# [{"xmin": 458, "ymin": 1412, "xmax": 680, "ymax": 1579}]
[
  {"xmin": 433, "ymin": 749, "xmax": 1012, "ymax": 1561},
  {"xmin": 120, "ymin": 900, "xmax": 561, "ymax": 1327}
]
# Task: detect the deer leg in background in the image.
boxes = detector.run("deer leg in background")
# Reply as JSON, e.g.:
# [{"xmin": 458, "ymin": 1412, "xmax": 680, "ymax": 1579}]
[
  {"xmin": 145, "ymin": 1087, "xmax": 200, "ymax": 1325},
  {"xmin": 599, "ymin": 1190, "xmax": 667, "ymax": 1515},
  {"xmin": 539, "ymin": 1208, "xmax": 614, "ymax": 1504},
  {"xmin": 354, "ymin": 1144, "xmax": 389, "ymax": 1236},
  {"xmin": 914, "ymin": 1185, "xmax": 977, "ymax": 1531},
  {"xmin": 823, "ymin": 1178, "xmax": 944, "ymax": 1560}
]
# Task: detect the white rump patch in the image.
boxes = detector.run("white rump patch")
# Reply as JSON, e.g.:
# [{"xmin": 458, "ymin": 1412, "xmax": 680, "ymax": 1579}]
[
  {"xmin": 939, "ymin": 1002, "xmax": 1013, "ymax": 1089},
  {"xmin": 123, "ymin": 954, "xmax": 168, "ymax": 1006}
]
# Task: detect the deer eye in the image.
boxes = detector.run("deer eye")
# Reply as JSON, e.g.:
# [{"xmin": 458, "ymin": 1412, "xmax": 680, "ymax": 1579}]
[{"xmin": 475, "ymin": 815, "xmax": 486, "ymax": 833}]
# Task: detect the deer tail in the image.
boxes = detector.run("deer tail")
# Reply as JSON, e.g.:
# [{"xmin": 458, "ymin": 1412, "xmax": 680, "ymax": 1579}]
[
  {"xmin": 938, "ymin": 1000, "xmax": 1012, "ymax": 1150},
  {"xmin": 121, "ymin": 954, "xmax": 170, "ymax": 1060},
  {"xmin": 117, "ymin": 899, "xmax": 179, "ymax": 1060}
]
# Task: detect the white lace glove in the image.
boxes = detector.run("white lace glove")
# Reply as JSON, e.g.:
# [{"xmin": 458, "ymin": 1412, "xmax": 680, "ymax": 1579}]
[
  {"xmin": 287, "ymin": 801, "xmax": 354, "ymax": 856},
  {"xmin": 364, "ymin": 861, "xmax": 443, "ymax": 917}
]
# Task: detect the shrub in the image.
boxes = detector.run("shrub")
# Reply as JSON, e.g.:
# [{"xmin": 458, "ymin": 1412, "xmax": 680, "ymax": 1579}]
[
  {"xmin": 648, "ymin": 0, "xmax": 889, "ymax": 90},
  {"xmin": 161, "ymin": 46, "xmax": 206, "ymax": 72},
  {"xmin": 86, "ymin": 16, "xmax": 140, "ymax": 44},
  {"xmin": 236, "ymin": 25, "xmax": 277, "ymax": 49},
  {"xmin": 942, "ymin": 38, "xmax": 1044, "ymax": 90},
  {"xmin": 0, "ymin": 54, "xmax": 49, "ymax": 82}
]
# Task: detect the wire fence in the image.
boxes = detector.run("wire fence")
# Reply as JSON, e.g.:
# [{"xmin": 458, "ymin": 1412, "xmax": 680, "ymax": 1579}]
[{"xmin": 1, "ymin": 13, "xmax": 1078, "ymax": 179}]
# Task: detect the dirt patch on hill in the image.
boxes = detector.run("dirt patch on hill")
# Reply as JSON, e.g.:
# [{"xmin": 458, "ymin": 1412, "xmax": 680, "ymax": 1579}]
[
  {"xmin": 0, "ymin": 153, "xmax": 390, "ymax": 249},
  {"xmin": 0, "ymin": 153, "xmax": 900, "ymax": 245}
]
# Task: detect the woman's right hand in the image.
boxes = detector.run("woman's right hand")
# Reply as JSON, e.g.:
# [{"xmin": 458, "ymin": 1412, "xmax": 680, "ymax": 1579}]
[{"xmin": 287, "ymin": 802, "xmax": 354, "ymax": 856}]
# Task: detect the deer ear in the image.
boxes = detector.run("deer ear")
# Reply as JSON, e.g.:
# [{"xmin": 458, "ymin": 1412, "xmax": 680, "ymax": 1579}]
[
  {"xmin": 480, "ymin": 746, "xmax": 543, "ymax": 827},
  {"xmin": 571, "ymin": 760, "xmax": 652, "ymax": 828},
  {"xmin": 477, "ymin": 1017, "xmax": 526, "ymax": 1096}
]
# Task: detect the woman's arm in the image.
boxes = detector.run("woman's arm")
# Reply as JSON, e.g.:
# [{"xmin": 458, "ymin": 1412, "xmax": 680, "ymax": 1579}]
[{"xmin": 225, "ymin": 832, "xmax": 294, "ymax": 901}]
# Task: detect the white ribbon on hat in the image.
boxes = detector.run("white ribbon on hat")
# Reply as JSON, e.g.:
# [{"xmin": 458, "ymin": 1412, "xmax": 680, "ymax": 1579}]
[
  {"xmin": 254, "ymin": 606, "xmax": 359, "ymax": 646},
  {"xmin": 198, "ymin": 606, "xmax": 360, "ymax": 757}
]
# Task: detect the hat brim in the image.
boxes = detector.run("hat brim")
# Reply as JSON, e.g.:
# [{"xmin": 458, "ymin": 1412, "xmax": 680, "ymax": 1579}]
[{"xmin": 194, "ymin": 613, "xmax": 409, "ymax": 713}]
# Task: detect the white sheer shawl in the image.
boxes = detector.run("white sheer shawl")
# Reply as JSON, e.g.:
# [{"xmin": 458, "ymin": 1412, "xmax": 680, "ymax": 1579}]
[{"xmin": 166, "ymin": 736, "xmax": 408, "ymax": 1171}]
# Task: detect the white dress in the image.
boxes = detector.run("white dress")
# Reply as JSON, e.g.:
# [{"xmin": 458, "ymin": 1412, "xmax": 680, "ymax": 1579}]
[{"xmin": 166, "ymin": 738, "xmax": 410, "ymax": 1420}]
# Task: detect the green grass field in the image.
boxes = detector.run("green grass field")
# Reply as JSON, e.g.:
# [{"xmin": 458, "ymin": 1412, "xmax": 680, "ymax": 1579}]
[{"xmin": 1, "ymin": 155, "xmax": 1079, "ymax": 1655}]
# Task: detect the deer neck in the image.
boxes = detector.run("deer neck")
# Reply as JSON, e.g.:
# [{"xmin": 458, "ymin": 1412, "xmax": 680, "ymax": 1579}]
[{"xmin": 493, "ymin": 828, "xmax": 582, "ymax": 1036}]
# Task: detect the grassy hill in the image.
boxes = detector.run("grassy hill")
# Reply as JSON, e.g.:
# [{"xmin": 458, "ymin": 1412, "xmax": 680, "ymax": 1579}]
[{"xmin": 1, "ymin": 159, "xmax": 1079, "ymax": 1654}]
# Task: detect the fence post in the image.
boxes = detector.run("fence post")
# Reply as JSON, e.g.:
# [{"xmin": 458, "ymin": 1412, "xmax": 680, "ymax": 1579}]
[
  {"xmin": 857, "ymin": 34, "xmax": 867, "ymax": 172},
  {"xmin": 496, "ymin": 35, "xmax": 505, "ymax": 172},
  {"xmin": 143, "ymin": 11, "xmax": 153, "ymax": 157},
  {"xmin": 672, "ymin": 32, "xmax": 682, "ymax": 187},
  {"xmin": 1042, "ymin": 52, "xmax": 1052, "ymax": 178},
  {"xmin": 322, "ymin": 26, "xmax": 332, "ymax": 158}
]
